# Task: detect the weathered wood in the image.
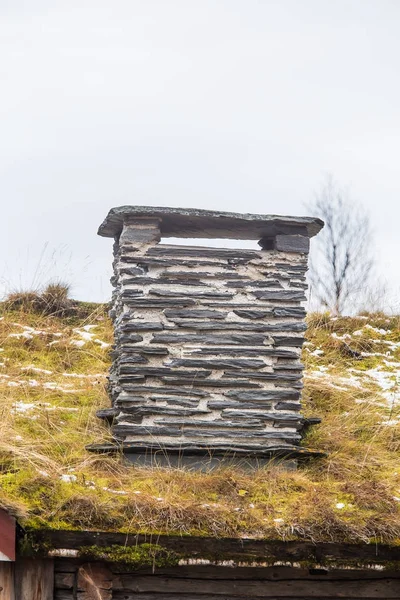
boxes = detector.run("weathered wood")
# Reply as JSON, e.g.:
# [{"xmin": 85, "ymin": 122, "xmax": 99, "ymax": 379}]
[
  {"xmin": 0, "ymin": 563, "xmax": 14, "ymax": 600},
  {"xmin": 0, "ymin": 510, "xmax": 15, "ymax": 561},
  {"xmin": 30, "ymin": 530, "xmax": 400, "ymax": 567},
  {"xmin": 77, "ymin": 562, "xmax": 112, "ymax": 599},
  {"xmin": 14, "ymin": 558, "xmax": 54, "ymax": 600},
  {"xmin": 112, "ymin": 573, "xmax": 400, "ymax": 597},
  {"xmin": 54, "ymin": 572, "xmax": 75, "ymax": 589}
]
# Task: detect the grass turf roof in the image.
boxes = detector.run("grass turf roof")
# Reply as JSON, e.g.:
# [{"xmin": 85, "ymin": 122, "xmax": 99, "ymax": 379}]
[{"xmin": 0, "ymin": 304, "xmax": 399, "ymax": 545}]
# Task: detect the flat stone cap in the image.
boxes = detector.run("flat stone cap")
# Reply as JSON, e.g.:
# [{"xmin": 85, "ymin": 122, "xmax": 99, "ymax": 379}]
[{"xmin": 98, "ymin": 206, "xmax": 324, "ymax": 240}]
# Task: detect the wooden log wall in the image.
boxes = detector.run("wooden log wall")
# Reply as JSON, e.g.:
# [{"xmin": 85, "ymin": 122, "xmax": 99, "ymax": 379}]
[
  {"xmin": 51, "ymin": 560, "xmax": 400, "ymax": 599},
  {"xmin": 104, "ymin": 215, "xmax": 313, "ymax": 459}
]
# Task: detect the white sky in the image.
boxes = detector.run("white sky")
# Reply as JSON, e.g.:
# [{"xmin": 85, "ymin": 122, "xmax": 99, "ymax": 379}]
[{"xmin": 1, "ymin": 0, "xmax": 399, "ymax": 307}]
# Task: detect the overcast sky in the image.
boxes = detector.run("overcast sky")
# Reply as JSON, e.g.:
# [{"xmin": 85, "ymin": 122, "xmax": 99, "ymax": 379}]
[{"xmin": 1, "ymin": 0, "xmax": 399, "ymax": 307}]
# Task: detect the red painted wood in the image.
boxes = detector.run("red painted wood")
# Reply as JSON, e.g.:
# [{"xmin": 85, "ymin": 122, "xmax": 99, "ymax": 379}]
[{"xmin": 0, "ymin": 510, "xmax": 15, "ymax": 562}]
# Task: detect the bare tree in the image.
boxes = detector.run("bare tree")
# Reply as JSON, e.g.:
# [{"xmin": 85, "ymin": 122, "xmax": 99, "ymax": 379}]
[{"xmin": 307, "ymin": 176, "xmax": 374, "ymax": 315}]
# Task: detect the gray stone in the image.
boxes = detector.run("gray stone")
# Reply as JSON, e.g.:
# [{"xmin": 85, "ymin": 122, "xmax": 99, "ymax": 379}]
[
  {"xmin": 122, "ymin": 277, "xmax": 212, "ymax": 287},
  {"xmin": 275, "ymin": 234, "xmax": 310, "ymax": 254},
  {"xmin": 119, "ymin": 406, "xmax": 210, "ymax": 416},
  {"xmin": 154, "ymin": 419, "xmax": 262, "ymax": 428},
  {"xmin": 167, "ymin": 358, "xmax": 266, "ymax": 369},
  {"xmin": 275, "ymin": 402, "xmax": 302, "ymax": 411},
  {"xmin": 272, "ymin": 336, "xmax": 305, "ymax": 347},
  {"xmin": 120, "ymin": 385, "xmax": 209, "ymax": 397},
  {"xmin": 233, "ymin": 310, "xmax": 272, "ymax": 319},
  {"xmin": 161, "ymin": 377, "xmax": 261, "ymax": 388},
  {"xmin": 207, "ymin": 400, "xmax": 274, "ymax": 410},
  {"xmin": 225, "ymin": 280, "xmax": 283, "ymax": 288},
  {"xmin": 118, "ymin": 366, "xmax": 212, "ymax": 378},
  {"xmin": 222, "ymin": 371, "xmax": 301, "ymax": 380},
  {"xmin": 123, "ymin": 346, "xmax": 169, "ymax": 356},
  {"xmin": 184, "ymin": 348, "xmax": 283, "ymax": 357},
  {"xmin": 252, "ymin": 290, "xmax": 307, "ymax": 301},
  {"xmin": 151, "ymin": 333, "xmax": 268, "ymax": 345},
  {"xmin": 225, "ymin": 390, "xmax": 300, "ymax": 401},
  {"xmin": 122, "ymin": 298, "xmax": 197, "ymax": 307},
  {"xmin": 174, "ymin": 321, "xmax": 307, "ymax": 332},
  {"xmin": 181, "ymin": 429, "xmax": 301, "ymax": 440},
  {"xmin": 164, "ymin": 309, "xmax": 227, "ymax": 320},
  {"xmin": 148, "ymin": 245, "xmax": 262, "ymax": 260},
  {"xmin": 115, "ymin": 333, "xmax": 143, "ymax": 343},
  {"xmin": 113, "ymin": 425, "xmax": 182, "ymax": 438},
  {"xmin": 121, "ymin": 322, "xmax": 164, "ymax": 331},
  {"xmin": 119, "ymin": 354, "xmax": 149, "ymax": 364},
  {"xmin": 98, "ymin": 206, "xmax": 323, "ymax": 239},
  {"xmin": 149, "ymin": 289, "xmax": 233, "ymax": 299}
]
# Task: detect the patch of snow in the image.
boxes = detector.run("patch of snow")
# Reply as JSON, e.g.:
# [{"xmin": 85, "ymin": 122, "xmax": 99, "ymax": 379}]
[
  {"xmin": 94, "ymin": 339, "xmax": 110, "ymax": 349},
  {"xmin": 331, "ymin": 332, "xmax": 352, "ymax": 341},
  {"xmin": 12, "ymin": 401, "xmax": 36, "ymax": 413},
  {"xmin": 310, "ymin": 348, "xmax": 324, "ymax": 356},
  {"xmin": 364, "ymin": 324, "xmax": 389, "ymax": 335},
  {"xmin": 60, "ymin": 474, "xmax": 77, "ymax": 483},
  {"xmin": 70, "ymin": 339, "xmax": 86, "ymax": 348},
  {"xmin": 336, "ymin": 502, "xmax": 345, "ymax": 509},
  {"xmin": 21, "ymin": 365, "xmax": 53, "ymax": 375}
]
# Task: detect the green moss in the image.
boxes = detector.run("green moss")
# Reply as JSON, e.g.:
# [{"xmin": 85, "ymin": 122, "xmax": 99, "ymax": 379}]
[{"xmin": 78, "ymin": 544, "xmax": 180, "ymax": 568}]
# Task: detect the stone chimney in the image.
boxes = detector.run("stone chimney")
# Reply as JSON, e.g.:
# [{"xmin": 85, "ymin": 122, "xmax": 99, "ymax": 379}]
[{"xmin": 93, "ymin": 206, "xmax": 324, "ymax": 468}]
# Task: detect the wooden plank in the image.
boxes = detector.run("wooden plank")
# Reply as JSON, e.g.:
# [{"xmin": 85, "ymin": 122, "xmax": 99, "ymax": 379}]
[
  {"xmin": 77, "ymin": 562, "xmax": 112, "ymax": 599},
  {"xmin": 110, "ymin": 564, "xmax": 400, "ymax": 581},
  {"xmin": 30, "ymin": 530, "xmax": 400, "ymax": 567},
  {"xmin": 112, "ymin": 574, "xmax": 400, "ymax": 597},
  {"xmin": 14, "ymin": 558, "xmax": 54, "ymax": 600},
  {"xmin": 0, "ymin": 563, "xmax": 14, "ymax": 600}
]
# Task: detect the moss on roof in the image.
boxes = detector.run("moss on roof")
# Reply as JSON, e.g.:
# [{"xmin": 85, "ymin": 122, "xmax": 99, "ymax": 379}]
[{"xmin": 0, "ymin": 304, "xmax": 399, "ymax": 545}]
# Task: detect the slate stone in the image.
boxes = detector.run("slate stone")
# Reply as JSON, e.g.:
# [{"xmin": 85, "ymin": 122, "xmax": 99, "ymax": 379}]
[
  {"xmin": 289, "ymin": 281, "xmax": 308, "ymax": 289},
  {"xmin": 275, "ymin": 263, "xmax": 308, "ymax": 270},
  {"xmin": 252, "ymin": 290, "xmax": 306, "ymax": 301},
  {"xmin": 222, "ymin": 410, "xmax": 301, "ymax": 420},
  {"xmin": 161, "ymin": 377, "xmax": 261, "ymax": 388},
  {"xmin": 153, "ymin": 419, "xmax": 262, "ymax": 428},
  {"xmin": 225, "ymin": 390, "xmax": 300, "ymax": 401},
  {"xmin": 274, "ymin": 362, "xmax": 305, "ymax": 370},
  {"xmin": 233, "ymin": 310, "xmax": 273, "ymax": 319},
  {"xmin": 222, "ymin": 371, "xmax": 301, "ymax": 380},
  {"xmin": 99, "ymin": 206, "xmax": 323, "ymax": 239},
  {"xmin": 164, "ymin": 309, "xmax": 227, "ymax": 320},
  {"xmin": 120, "ymin": 289, "xmax": 144, "ymax": 296},
  {"xmin": 272, "ymin": 336, "xmax": 305, "ymax": 347},
  {"xmin": 128, "ymin": 257, "xmax": 237, "ymax": 268},
  {"xmin": 155, "ymin": 397, "xmax": 201, "ymax": 407},
  {"xmin": 225, "ymin": 280, "xmax": 283, "ymax": 289},
  {"xmin": 121, "ymin": 322, "xmax": 164, "ymax": 331},
  {"xmin": 119, "ymin": 266, "xmax": 147, "ymax": 276},
  {"xmin": 207, "ymin": 400, "xmax": 273, "ymax": 410},
  {"xmin": 113, "ymin": 425, "xmax": 182, "ymax": 438},
  {"xmin": 122, "ymin": 346, "xmax": 169, "ymax": 356},
  {"xmin": 149, "ymin": 289, "xmax": 233, "ymax": 299},
  {"xmin": 181, "ymin": 429, "xmax": 301, "ymax": 440},
  {"xmin": 174, "ymin": 321, "xmax": 307, "ymax": 332},
  {"xmin": 160, "ymin": 271, "xmax": 251, "ymax": 280},
  {"xmin": 167, "ymin": 358, "xmax": 266, "ymax": 369},
  {"xmin": 122, "ymin": 298, "xmax": 196, "ymax": 307},
  {"xmin": 119, "ymin": 406, "xmax": 210, "ymax": 416},
  {"xmin": 120, "ymin": 385, "xmax": 209, "ymax": 397},
  {"xmin": 119, "ymin": 354, "xmax": 149, "ymax": 364},
  {"xmin": 275, "ymin": 234, "xmax": 310, "ymax": 254},
  {"xmin": 148, "ymin": 245, "xmax": 262, "ymax": 260},
  {"xmin": 115, "ymin": 333, "xmax": 143, "ymax": 343},
  {"xmin": 275, "ymin": 402, "xmax": 302, "ymax": 411},
  {"xmin": 151, "ymin": 333, "xmax": 267, "ymax": 345},
  {"xmin": 119, "ymin": 367, "xmax": 212, "ymax": 378},
  {"xmin": 122, "ymin": 277, "xmax": 213, "ymax": 287},
  {"xmin": 185, "ymin": 348, "xmax": 284, "ymax": 357}
]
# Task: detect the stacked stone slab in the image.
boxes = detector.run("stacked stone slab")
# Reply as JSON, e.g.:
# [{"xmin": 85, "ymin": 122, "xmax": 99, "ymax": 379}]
[{"xmin": 95, "ymin": 206, "xmax": 324, "ymax": 465}]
